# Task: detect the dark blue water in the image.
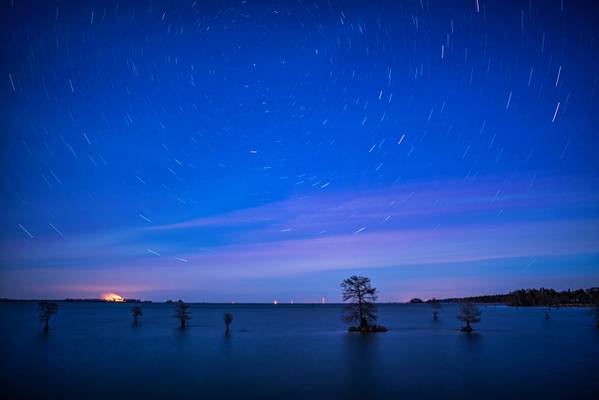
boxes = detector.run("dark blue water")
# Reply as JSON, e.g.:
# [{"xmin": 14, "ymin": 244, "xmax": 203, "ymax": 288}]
[{"xmin": 1, "ymin": 302, "xmax": 598, "ymax": 399}]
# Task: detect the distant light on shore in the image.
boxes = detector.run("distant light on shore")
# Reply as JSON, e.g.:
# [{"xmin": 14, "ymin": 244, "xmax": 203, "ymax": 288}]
[{"xmin": 102, "ymin": 292, "xmax": 125, "ymax": 302}]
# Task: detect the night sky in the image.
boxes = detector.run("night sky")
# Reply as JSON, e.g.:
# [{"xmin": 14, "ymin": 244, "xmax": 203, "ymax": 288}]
[{"xmin": 1, "ymin": 0, "xmax": 598, "ymax": 302}]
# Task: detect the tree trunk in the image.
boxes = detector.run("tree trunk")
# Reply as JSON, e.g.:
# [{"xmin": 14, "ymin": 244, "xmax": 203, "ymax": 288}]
[
  {"xmin": 225, "ymin": 325, "xmax": 230, "ymax": 335},
  {"xmin": 357, "ymin": 292, "xmax": 364, "ymax": 328},
  {"xmin": 133, "ymin": 316, "xmax": 138, "ymax": 325},
  {"xmin": 44, "ymin": 319, "xmax": 49, "ymax": 332},
  {"xmin": 465, "ymin": 321, "xmax": 473, "ymax": 333},
  {"xmin": 433, "ymin": 311, "xmax": 438, "ymax": 321}
]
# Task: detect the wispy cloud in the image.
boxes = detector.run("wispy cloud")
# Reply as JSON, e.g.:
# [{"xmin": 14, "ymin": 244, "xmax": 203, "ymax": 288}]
[
  {"xmin": 149, "ymin": 175, "xmax": 599, "ymax": 241},
  {"xmin": 1, "ymin": 175, "xmax": 598, "ymax": 299}
]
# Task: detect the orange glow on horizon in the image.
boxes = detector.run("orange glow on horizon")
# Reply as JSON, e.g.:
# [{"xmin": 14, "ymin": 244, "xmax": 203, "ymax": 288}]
[{"xmin": 102, "ymin": 292, "xmax": 125, "ymax": 302}]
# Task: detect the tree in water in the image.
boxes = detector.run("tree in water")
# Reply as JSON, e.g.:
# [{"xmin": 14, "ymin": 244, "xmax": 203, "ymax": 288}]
[
  {"xmin": 341, "ymin": 275, "xmax": 386, "ymax": 332},
  {"xmin": 38, "ymin": 301, "xmax": 58, "ymax": 333},
  {"xmin": 541, "ymin": 295, "xmax": 559, "ymax": 321},
  {"xmin": 223, "ymin": 312, "xmax": 233, "ymax": 335},
  {"xmin": 174, "ymin": 300, "xmax": 191, "ymax": 329},
  {"xmin": 595, "ymin": 302, "xmax": 599, "ymax": 328},
  {"xmin": 457, "ymin": 303, "xmax": 481, "ymax": 333},
  {"xmin": 430, "ymin": 298, "xmax": 441, "ymax": 321},
  {"xmin": 131, "ymin": 306, "xmax": 143, "ymax": 326}
]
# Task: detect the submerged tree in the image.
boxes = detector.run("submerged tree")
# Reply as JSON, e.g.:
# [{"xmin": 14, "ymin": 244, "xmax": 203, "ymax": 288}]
[
  {"xmin": 341, "ymin": 275, "xmax": 386, "ymax": 332},
  {"xmin": 131, "ymin": 306, "xmax": 143, "ymax": 326},
  {"xmin": 431, "ymin": 298, "xmax": 441, "ymax": 321},
  {"xmin": 174, "ymin": 300, "xmax": 191, "ymax": 329},
  {"xmin": 38, "ymin": 301, "xmax": 58, "ymax": 333},
  {"xmin": 457, "ymin": 303, "xmax": 481, "ymax": 333},
  {"xmin": 223, "ymin": 312, "xmax": 233, "ymax": 335},
  {"xmin": 543, "ymin": 307, "xmax": 551, "ymax": 320}
]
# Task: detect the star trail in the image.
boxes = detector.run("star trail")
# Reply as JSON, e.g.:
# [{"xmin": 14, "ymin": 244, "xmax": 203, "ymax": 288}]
[{"xmin": 1, "ymin": 0, "xmax": 598, "ymax": 302}]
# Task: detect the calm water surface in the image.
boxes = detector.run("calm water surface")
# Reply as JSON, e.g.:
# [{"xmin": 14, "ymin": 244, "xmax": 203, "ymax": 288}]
[{"xmin": 1, "ymin": 302, "xmax": 598, "ymax": 399}]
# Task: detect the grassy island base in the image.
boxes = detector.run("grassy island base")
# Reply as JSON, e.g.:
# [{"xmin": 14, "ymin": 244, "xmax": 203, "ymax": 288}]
[{"xmin": 348, "ymin": 325, "xmax": 388, "ymax": 333}]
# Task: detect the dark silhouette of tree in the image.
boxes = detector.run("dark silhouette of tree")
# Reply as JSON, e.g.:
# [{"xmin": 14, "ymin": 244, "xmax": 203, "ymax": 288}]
[
  {"xmin": 595, "ymin": 302, "xmax": 599, "ymax": 328},
  {"xmin": 131, "ymin": 306, "xmax": 143, "ymax": 326},
  {"xmin": 431, "ymin": 298, "xmax": 441, "ymax": 321},
  {"xmin": 457, "ymin": 303, "xmax": 481, "ymax": 333},
  {"xmin": 437, "ymin": 287, "xmax": 599, "ymax": 306},
  {"xmin": 223, "ymin": 312, "xmax": 233, "ymax": 335},
  {"xmin": 38, "ymin": 301, "xmax": 58, "ymax": 333},
  {"xmin": 174, "ymin": 300, "xmax": 191, "ymax": 329},
  {"xmin": 341, "ymin": 275, "xmax": 385, "ymax": 332}
]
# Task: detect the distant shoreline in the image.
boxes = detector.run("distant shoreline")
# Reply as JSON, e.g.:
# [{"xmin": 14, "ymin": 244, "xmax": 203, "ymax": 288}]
[
  {"xmin": 1, "ymin": 285, "xmax": 597, "ymax": 308},
  {"xmin": 0, "ymin": 301, "xmax": 594, "ymax": 308},
  {"xmin": 431, "ymin": 287, "xmax": 599, "ymax": 307}
]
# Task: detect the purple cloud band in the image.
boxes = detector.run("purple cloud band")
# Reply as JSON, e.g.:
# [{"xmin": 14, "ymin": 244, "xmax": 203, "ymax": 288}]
[{"xmin": 2, "ymin": 174, "xmax": 598, "ymax": 300}]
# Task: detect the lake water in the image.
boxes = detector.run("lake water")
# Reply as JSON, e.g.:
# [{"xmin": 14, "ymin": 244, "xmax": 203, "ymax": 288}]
[{"xmin": 1, "ymin": 302, "xmax": 598, "ymax": 399}]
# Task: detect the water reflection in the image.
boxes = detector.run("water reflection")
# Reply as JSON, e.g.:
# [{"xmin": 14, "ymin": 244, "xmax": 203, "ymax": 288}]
[
  {"xmin": 341, "ymin": 332, "xmax": 381, "ymax": 397},
  {"xmin": 1, "ymin": 303, "xmax": 598, "ymax": 399}
]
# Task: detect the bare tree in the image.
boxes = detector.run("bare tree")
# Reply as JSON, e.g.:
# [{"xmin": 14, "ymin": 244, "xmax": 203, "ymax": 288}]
[
  {"xmin": 223, "ymin": 312, "xmax": 233, "ymax": 335},
  {"xmin": 543, "ymin": 307, "xmax": 551, "ymax": 320},
  {"xmin": 457, "ymin": 303, "xmax": 481, "ymax": 333},
  {"xmin": 131, "ymin": 306, "xmax": 143, "ymax": 326},
  {"xmin": 174, "ymin": 300, "xmax": 191, "ymax": 329},
  {"xmin": 38, "ymin": 301, "xmax": 58, "ymax": 333},
  {"xmin": 542, "ymin": 296, "xmax": 559, "ymax": 320},
  {"xmin": 431, "ymin": 298, "xmax": 441, "ymax": 321},
  {"xmin": 341, "ymin": 275, "xmax": 386, "ymax": 332}
]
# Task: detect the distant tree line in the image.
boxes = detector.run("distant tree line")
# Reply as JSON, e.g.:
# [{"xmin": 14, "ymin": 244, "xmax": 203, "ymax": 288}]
[
  {"xmin": 0, "ymin": 298, "xmax": 145, "ymax": 303},
  {"xmin": 434, "ymin": 287, "xmax": 599, "ymax": 307},
  {"xmin": 64, "ymin": 298, "xmax": 143, "ymax": 303}
]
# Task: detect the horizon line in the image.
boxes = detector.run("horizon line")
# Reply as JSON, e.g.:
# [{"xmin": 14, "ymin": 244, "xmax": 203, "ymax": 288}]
[{"xmin": 3, "ymin": 285, "xmax": 597, "ymax": 304}]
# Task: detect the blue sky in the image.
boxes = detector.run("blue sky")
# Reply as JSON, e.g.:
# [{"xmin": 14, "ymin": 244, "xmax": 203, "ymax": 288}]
[{"xmin": 1, "ymin": 0, "xmax": 598, "ymax": 301}]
